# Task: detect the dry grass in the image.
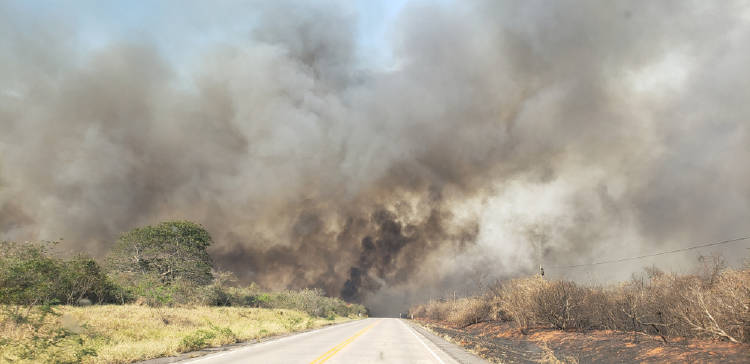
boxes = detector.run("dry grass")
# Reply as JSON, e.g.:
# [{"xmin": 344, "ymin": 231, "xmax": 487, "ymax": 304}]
[
  {"xmin": 0, "ymin": 304, "xmax": 354, "ymax": 363},
  {"xmin": 411, "ymin": 297, "xmax": 492, "ymax": 328},
  {"xmin": 412, "ymin": 265, "xmax": 750, "ymax": 343}
]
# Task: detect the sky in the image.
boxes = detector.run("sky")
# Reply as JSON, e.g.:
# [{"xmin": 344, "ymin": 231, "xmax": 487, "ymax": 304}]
[
  {"xmin": 8, "ymin": 0, "xmax": 412, "ymax": 71},
  {"xmin": 2, "ymin": 0, "xmax": 750, "ymax": 315}
]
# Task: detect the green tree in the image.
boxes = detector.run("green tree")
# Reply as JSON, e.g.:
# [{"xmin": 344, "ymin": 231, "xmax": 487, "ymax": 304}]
[
  {"xmin": 0, "ymin": 241, "xmax": 119, "ymax": 305},
  {"xmin": 107, "ymin": 221, "xmax": 214, "ymax": 285}
]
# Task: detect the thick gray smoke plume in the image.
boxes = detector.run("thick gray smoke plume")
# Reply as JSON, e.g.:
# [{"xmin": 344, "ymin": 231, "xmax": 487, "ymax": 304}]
[{"xmin": 2, "ymin": 1, "xmax": 750, "ymax": 314}]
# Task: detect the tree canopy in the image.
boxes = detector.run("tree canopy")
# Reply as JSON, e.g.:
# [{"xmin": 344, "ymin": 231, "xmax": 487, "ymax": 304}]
[{"xmin": 107, "ymin": 221, "xmax": 214, "ymax": 285}]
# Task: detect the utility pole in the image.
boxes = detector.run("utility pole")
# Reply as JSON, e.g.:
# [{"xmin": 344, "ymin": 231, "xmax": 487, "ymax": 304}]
[{"xmin": 536, "ymin": 233, "xmax": 545, "ymax": 278}]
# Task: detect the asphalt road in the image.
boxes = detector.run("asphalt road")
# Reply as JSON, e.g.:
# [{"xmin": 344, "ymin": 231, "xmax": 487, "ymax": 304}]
[{"xmin": 180, "ymin": 318, "xmax": 489, "ymax": 364}]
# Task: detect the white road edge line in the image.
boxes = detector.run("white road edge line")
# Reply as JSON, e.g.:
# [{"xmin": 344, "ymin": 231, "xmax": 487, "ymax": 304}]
[
  {"xmin": 180, "ymin": 319, "xmax": 366, "ymax": 363},
  {"xmin": 400, "ymin": 319, "xmax": 449, "ymax": 364}
]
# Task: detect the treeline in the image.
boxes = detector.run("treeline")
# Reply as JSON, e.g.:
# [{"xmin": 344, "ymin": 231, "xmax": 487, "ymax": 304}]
[
  {"xmin": 0, "ymin": 221, "xmax": 366, "ymax": 318},
  {"xmin": 411, "ymin": 259, "xmax": 750, "ymax": 344}
]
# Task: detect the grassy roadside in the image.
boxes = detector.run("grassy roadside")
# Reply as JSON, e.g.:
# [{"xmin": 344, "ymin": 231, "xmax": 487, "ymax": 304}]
[{"xmin": 1, "ymin": 304, "xmax": 357, "ymax": 364}]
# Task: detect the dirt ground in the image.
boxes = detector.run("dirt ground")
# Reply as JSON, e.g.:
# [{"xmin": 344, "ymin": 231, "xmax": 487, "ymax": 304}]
[{"xmin": 414, "ymin": 319, "xmax": 749, "ymax": 363}]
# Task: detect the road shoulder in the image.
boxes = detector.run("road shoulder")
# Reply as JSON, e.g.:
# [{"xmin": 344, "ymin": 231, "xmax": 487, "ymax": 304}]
[{"xmin": 405, "ymin": 319, "xmax": 491, "ymax": 364}]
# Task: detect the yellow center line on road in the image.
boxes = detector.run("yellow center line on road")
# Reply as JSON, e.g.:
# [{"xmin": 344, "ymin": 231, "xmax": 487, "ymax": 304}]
[{"xmin": 309, "ymin": 320, "xmax": 380, "ymax": 364}]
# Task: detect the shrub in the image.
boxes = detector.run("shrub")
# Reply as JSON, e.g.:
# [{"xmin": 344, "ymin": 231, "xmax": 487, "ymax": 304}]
[
  {"xmin": 178, "ymin": 329, "xmax": 216, "ymax": 352},
  {"xmin": 0, "ymin": 241, "xmax": 61, "ymax": 305},
  {"xmin": 58, "ymin": 255, "xmax": 121, "ymax": 304},
  {"xmin": 0, "ymin": 241, "xmax": 122, "ymax": 305},
  {"xmin": 446, "ymin": 297, "xmax": 492, "ymax": 327},
  {"xmin": 424, "ymin": 300, "xmax": 450, "ymax": 321},
  {"xmin": 494, "ymin": 275, "xmax": 547, "ymax": 332},
  {"xmin": 410, "ymin": 297, "xmax": 492, "ymax": 327},
  {"xmin": 177, "ymin": 323, "xmax": 237, "ymax": 352},
  {"xmin": 532, "ymin": 280, "xmax": 589, "ymax": 330}
]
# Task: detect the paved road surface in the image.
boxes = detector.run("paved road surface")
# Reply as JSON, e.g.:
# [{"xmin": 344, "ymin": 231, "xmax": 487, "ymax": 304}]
[{"xmin": 180, "ymin": 318, "xmax": 489, "ymax": 364}]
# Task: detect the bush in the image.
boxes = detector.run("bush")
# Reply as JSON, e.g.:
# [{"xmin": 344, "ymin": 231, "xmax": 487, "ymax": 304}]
[
  {"xmin": 493, "ymin": 275, "xmax": 547, "ymax": 332},
  {"xmin": 420, "ymin": 300, "xmax": 448, "ymax": 321},
  {"xmin": 58, "ymin": 255, "xmax": 122, "ymax": 304},
  {"xmin": 0, "ymin": 241, "xmax": 122, "ymax": 305},
  {"xmin": 446, "ymin": 298, "xmax": 492, "ymax": 327},
  {"xmin": 177, "ymin": 323, "xmax": 236, "ymax": 352},
  {"xmin": 178, "ymin": 329, "xmax": 216, "ymax": 352},
  {"xmin": 533, "ymin": 280, "xmax": 589, "ymax": 330},
  {"xmin": 409, "ymin": 298, "xmax": 491, "ymax": 327},
  {"xmin": 0, "ymin": 242, "xmax": 61, "ymax": 305}
]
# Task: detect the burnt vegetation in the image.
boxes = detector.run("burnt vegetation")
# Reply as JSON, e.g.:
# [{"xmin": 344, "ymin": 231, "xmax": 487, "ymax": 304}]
[{"xmin": 411, "ymin": 257, "xmax": 750, "ymax": 344}]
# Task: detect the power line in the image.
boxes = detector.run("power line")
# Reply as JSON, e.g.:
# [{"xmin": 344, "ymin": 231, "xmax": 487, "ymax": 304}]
[{"xmin": 550, "ymin": 235, "xmax": 750, "ymax": 269}]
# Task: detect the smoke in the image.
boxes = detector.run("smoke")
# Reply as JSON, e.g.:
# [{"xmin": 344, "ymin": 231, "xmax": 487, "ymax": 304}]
[{"xmin": 2, "ymin": 1, "xmax": 750, "ymax": 315}]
